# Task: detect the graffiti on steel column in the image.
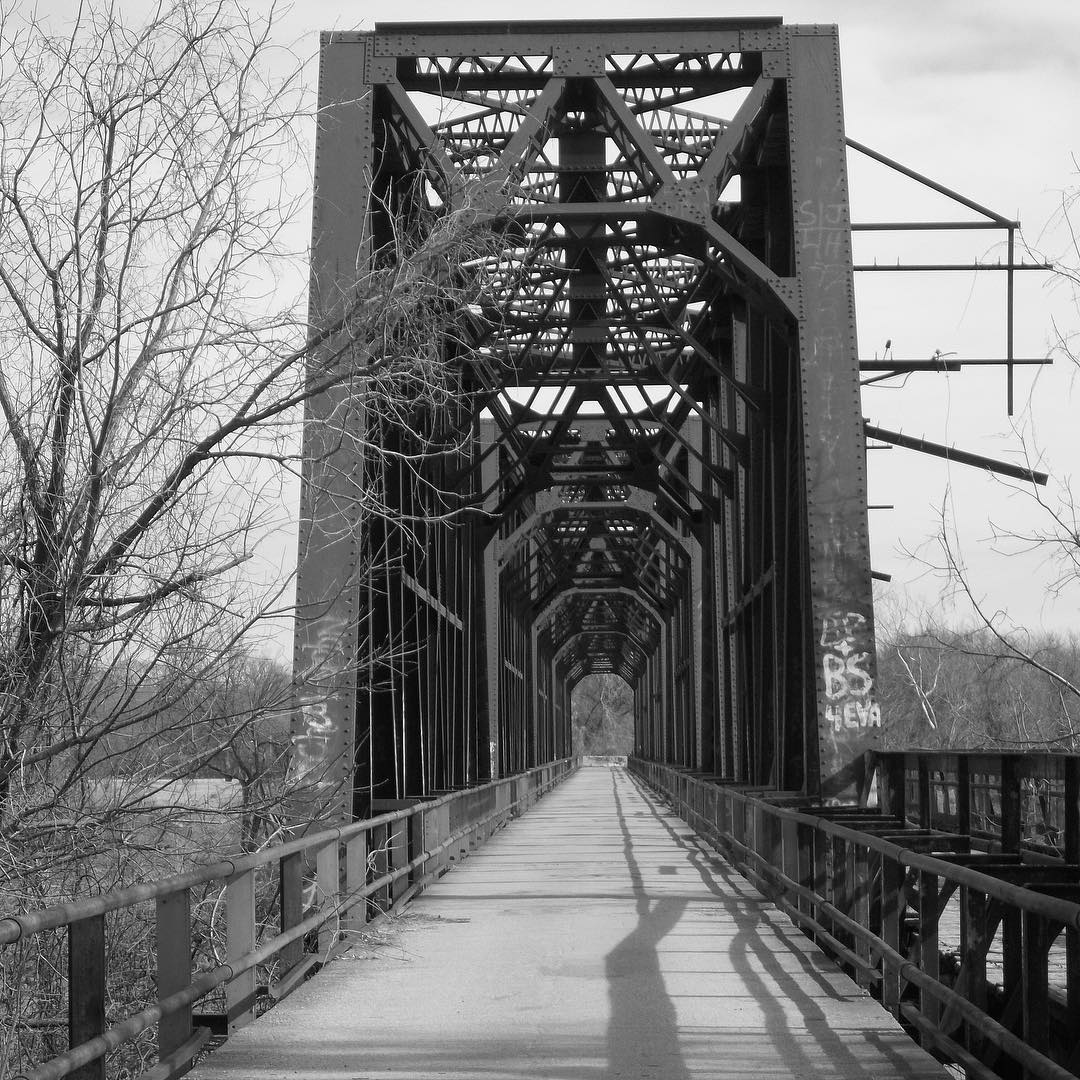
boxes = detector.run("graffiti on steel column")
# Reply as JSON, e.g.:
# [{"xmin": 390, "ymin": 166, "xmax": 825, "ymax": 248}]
[
  {"xmin": 819, "ymin": 612, "xmax": 881, "ymax": 733},
  {"xmin": 796, "ymin": 199, "xmax": 847, "ymax": 265},
  {"xmin": 289, "ymin": 612, "xmax": 349, "ymax": 791}
]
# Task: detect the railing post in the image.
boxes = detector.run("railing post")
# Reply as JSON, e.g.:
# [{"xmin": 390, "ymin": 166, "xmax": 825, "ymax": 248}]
[
  {"xmin": 156, "ymin": 888, "xmax": 192, "ymax": 1058},
  {"xmin": 462, "ymin": 792, "xmax": 478, "ymax": 853},
  {"xmin": 438, "ymin": 802, "xmax": 451, "ymax": 869},
  {"xmin": 917, "ymin": 869, "xmax": 940, "ymax": 1040},
  {"xmin": 410, "ymin": 808, "xmax": 427, "ymax": 886},
  {"xmin": 316, "ymin": 839, "xmax": 339, "ymax": 957},
  {"xmin": 797, "ymin": 820, "xmax": 813, "ymax": 923},
  {"xmin": 956, "ymin": 755, "xmax": 971, "ymax": 836},
  {"xmin": 1021, "ymin": 909, "xmax": 1050, "ymax": 1078},
  {"xmin": 881, "ymin": 753, "xmax": 906, "ymax": 822},
  {"xmin": 1065, "ymin": 758, "xmax": 1080, "ymax": 866},
  {"xmin": 389, "ymin": 822, "xmax": 409, "ymax": 904},
  {"xmin": 781, "ymin": 816, "xmax": 799, "ymax": 912},
  {"xmin": 69, "ymin": 913, "xmax": 105, "ymax": 1080},
  {"xmin": 372, "ymin": 823, "xmax": 391, "ymax": 911},
  {"xmin": 1065, "ymin": 759, "xmax": 1079, "ymax": 1022},
  {"xmin": 279, "ymin": 850, "xmax": 304, "ymax": 970},
  {"xmin": 764, "ymin": 806, "xmax": 781, "ymax": 891},
  {"xmin": 832, "ymin": 834, "xmax": 849, "ymax": 962},
  {"xmin": 343, "ymin": 831, "xmax": 369, "ymax": 932},
  {"xmin": 999, "ymin": 755, "xmax": 1023, "ymax": 1028},
  {"xmin": 881, "ymin": 854, "xmax": 903, "ymax": 1016},
  {"xmin": 1000, "ymin": 755, "xmax": 1023, "ymax": 854},
  {"xmin": 963, "ymin": 887, "xmax": 989, "ymax": 1067},
  {"xmin": 853, "ymin": 840, "xmax": 872, "ymax": 986},
  {"xmin": 486, "ymin": 787, "xmax": 497, "ymax": 843},
  {"xmin": 917, "ymin": 754, "xmax": 932, "ymax": 829},
  {"xmin": 226, "ymin": 868, "xmax": 256, "ymax": 1032},
  {"xmin": 811, "ymin": 826, "xmax": 828, "ymax": 949}
]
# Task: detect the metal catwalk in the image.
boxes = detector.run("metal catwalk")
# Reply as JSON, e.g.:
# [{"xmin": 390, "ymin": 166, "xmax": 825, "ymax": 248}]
[{"xmin": 187, "ymin": 766, "xmax": 947, "ymax": 1080}]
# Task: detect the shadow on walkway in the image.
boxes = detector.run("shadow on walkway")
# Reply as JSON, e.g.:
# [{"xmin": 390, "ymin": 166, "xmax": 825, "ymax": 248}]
[
  {"xmin": 605, "ymin": 770, "xmax": 690, "ymax": 1079},
  {"xmin": 187, "ymin": 767, "xmax": 945, "ymax": 1080},
  {"xmin": 625, "ymin": 770, "xmax": 923, "ymax": 1077}
]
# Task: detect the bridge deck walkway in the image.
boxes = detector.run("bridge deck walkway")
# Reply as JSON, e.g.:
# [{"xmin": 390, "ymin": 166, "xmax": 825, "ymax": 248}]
[{"xmin": 190, "ymin": 765, "xmax": 946, "ymax": 1079}]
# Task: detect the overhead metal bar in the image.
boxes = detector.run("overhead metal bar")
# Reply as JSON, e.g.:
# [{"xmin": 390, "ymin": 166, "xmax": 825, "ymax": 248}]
[
  {"xmin": 859, "ymin": 358, "xmax": 1050, "ymax": 370},
  {"xmin": 845, "ymin": 136, "xmax": 1053, "ymax": 414},
  {"xmin": 864, "ymin": 424, "xmax": 1049, "ymax": 486},
  {"xmin": 854, "ymin": 261, "xmax": 1050, "ymax": 272},
  {"xmin": 845, "ymin": 137, "xmax": 1012, "ymax": 226},
  {"xmin": 851, "ymin": 221, "xmax": 1020, "ymax": 231}
]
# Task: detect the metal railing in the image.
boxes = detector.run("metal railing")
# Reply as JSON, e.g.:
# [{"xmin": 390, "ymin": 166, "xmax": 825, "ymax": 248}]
[
  {"xmin": 631, "ymin": 754, "xmax": 1080, "ymax": 1080},
  {"xmin": 1, "ymin": 758, "xmax": 579, "ymax": 1080},
  {"xmin": 879, "ymin": 751, "xmax": 1080, "ymax": 859}
]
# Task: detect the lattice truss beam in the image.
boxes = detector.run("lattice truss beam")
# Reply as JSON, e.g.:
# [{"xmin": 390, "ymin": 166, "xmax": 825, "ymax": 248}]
[{"xmin": 297, "ymin": 19, "xmax": 883, "ymax": 820}]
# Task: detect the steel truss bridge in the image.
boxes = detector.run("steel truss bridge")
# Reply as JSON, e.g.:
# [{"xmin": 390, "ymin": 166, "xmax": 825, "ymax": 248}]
[
  {"xmin": 4, "ymin": 19, "xmax": 1077, "ymax": 1080},
  {"xmin": 296, "ymin": 16, "xmax": 884, "ymax": 818}
]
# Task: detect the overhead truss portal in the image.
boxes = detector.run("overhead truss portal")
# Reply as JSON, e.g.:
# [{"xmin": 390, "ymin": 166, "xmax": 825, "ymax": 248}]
[{"xmin": 294, "ymin": 18, "xmax": 882, "ymax": 820}]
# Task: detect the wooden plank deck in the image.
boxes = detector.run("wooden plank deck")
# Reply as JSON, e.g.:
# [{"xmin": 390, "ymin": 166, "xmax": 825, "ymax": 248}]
[{"xmin": 190, "ymin": 765, "xmax": 947, "ymax": 1079}]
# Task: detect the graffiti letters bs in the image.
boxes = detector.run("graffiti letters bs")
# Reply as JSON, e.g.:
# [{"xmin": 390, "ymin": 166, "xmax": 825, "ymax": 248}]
[{"xmin": 820, "ymin": 612, "xmax": 882, "ymax": 733}]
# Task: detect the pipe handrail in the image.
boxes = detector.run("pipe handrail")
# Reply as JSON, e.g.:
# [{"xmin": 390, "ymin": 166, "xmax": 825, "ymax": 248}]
[
  {"xmin": 630, "ymin": 755, "xmax": 1080, "ymax": 1080},
  {"xmin": 0, "ymin": 760, "xmax": 575, "ymax": 945},
  {"xmin": 3, "ymin": 757, "xmax": 580, "ymax": 1080},
  {"xmin": 722, "ymin": 785, "xmax": 1080, "ymax": 929}
]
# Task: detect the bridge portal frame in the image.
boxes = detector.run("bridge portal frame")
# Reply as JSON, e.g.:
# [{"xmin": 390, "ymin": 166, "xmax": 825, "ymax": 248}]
[{"xmin": 293, "ymin": 18, "xmax": 881, "ymax": 823}]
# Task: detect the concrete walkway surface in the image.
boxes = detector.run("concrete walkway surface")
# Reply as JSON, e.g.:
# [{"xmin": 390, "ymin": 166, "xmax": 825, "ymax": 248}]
[{"xmin": 190, "ymin": 765, "xmax": 947, "ymax": 1079}]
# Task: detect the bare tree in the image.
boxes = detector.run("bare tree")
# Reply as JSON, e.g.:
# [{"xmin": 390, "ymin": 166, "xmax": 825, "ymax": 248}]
[
  {"xmin": 0, "ymin": 0, "xmax": 496, "ymax": 877},
  {"xmin": 0, "ymin": 1, "xmax": 507, "ymax": 1072},
  {"xmin": 871, "ymin": 166, "xmax": 1080, "ymax": 753},
  {"xmin": 1046, "ymin": 160, "xmax": 1080, "ymax": 371},
  {"xmin": 876, "ymin": 618, "xmax": 1080, "ymax": 751},
  {"xmin": 572, "ymin": 675, "xmax": 634, "ymax": 756}
]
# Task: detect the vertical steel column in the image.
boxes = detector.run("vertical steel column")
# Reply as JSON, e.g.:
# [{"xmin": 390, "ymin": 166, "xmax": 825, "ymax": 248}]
[
  {"xmin": 786, "ymin": 27, "xmax": 881, "ymax": 801},
  {"xmin": 725, "ymin": 305, "xmax": 748, "ymax": 780},
  {"xmin": 687, "ymin": 416, "xmax": 705, "ymax": 771},
  {"xmin": 699, "ymin": 387, "xmax": 724, "ymax": 776},
  {"xmin": 530, "ymin": 624, "xmax": 542, "ymax": 766},
  {"xmin": 293, "ymin": 34, "xmax": 373, "ymax": 828},
  {"xmin": 481, "ymin": 422, "xmax": 501, "ymax": 778},
  {"xmin": 469, "ymin": 518, "xmax": 491, "ymax": 784}
]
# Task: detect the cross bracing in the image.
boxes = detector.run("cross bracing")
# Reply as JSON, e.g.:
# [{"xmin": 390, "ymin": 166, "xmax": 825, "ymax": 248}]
[{"xmin": 295, "ymin": 18, "xmax": 882, "ymax": 822}]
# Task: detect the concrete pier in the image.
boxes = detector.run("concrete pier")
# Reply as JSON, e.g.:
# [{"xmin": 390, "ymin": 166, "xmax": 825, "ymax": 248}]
[{"xmin": 190, "ymin": 766, "xmax": 946, "ymax": 1079}]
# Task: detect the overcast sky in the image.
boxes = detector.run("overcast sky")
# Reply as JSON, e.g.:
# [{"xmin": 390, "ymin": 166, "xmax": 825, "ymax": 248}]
[{"xmin": 29, "ymin": 0, "xmax": 1080, "ymax": 642}]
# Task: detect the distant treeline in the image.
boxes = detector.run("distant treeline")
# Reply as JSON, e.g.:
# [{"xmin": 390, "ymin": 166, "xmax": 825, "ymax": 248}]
[{"xmin": 876, "ymin": 626, "xmax": 1080, "ymax": 751}]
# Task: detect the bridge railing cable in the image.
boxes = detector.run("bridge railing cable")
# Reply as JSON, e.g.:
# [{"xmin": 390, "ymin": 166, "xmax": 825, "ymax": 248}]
[
  {"xmin": 1, "ymin": 758, "xmax": 579, "ymax": 1080},
  {"xmin": 631, "ymin": 754, "xmax": 1080, "ymax": 1080}
]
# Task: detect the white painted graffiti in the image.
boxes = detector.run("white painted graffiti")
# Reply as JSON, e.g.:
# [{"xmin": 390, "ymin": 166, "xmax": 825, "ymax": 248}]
[
  {"xmin": 820, "ymin": 611, "xmax": 882, "ymax": 733},
  {"xmin": 288, "ymin": 733, "xmax": 331, "ymax": 786},
  {"xmin": 288, "ymin": 613, "xmax": 348, "ymax": 788},
  {"xmin": 796, "ymin": 199, "xmax": 848, "ymax": 267}
]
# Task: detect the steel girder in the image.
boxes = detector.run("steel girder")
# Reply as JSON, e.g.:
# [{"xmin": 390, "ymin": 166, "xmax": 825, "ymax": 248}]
[{"xmin": 294, "ymin": 18, "xmax": 881, "ymax": 820}]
